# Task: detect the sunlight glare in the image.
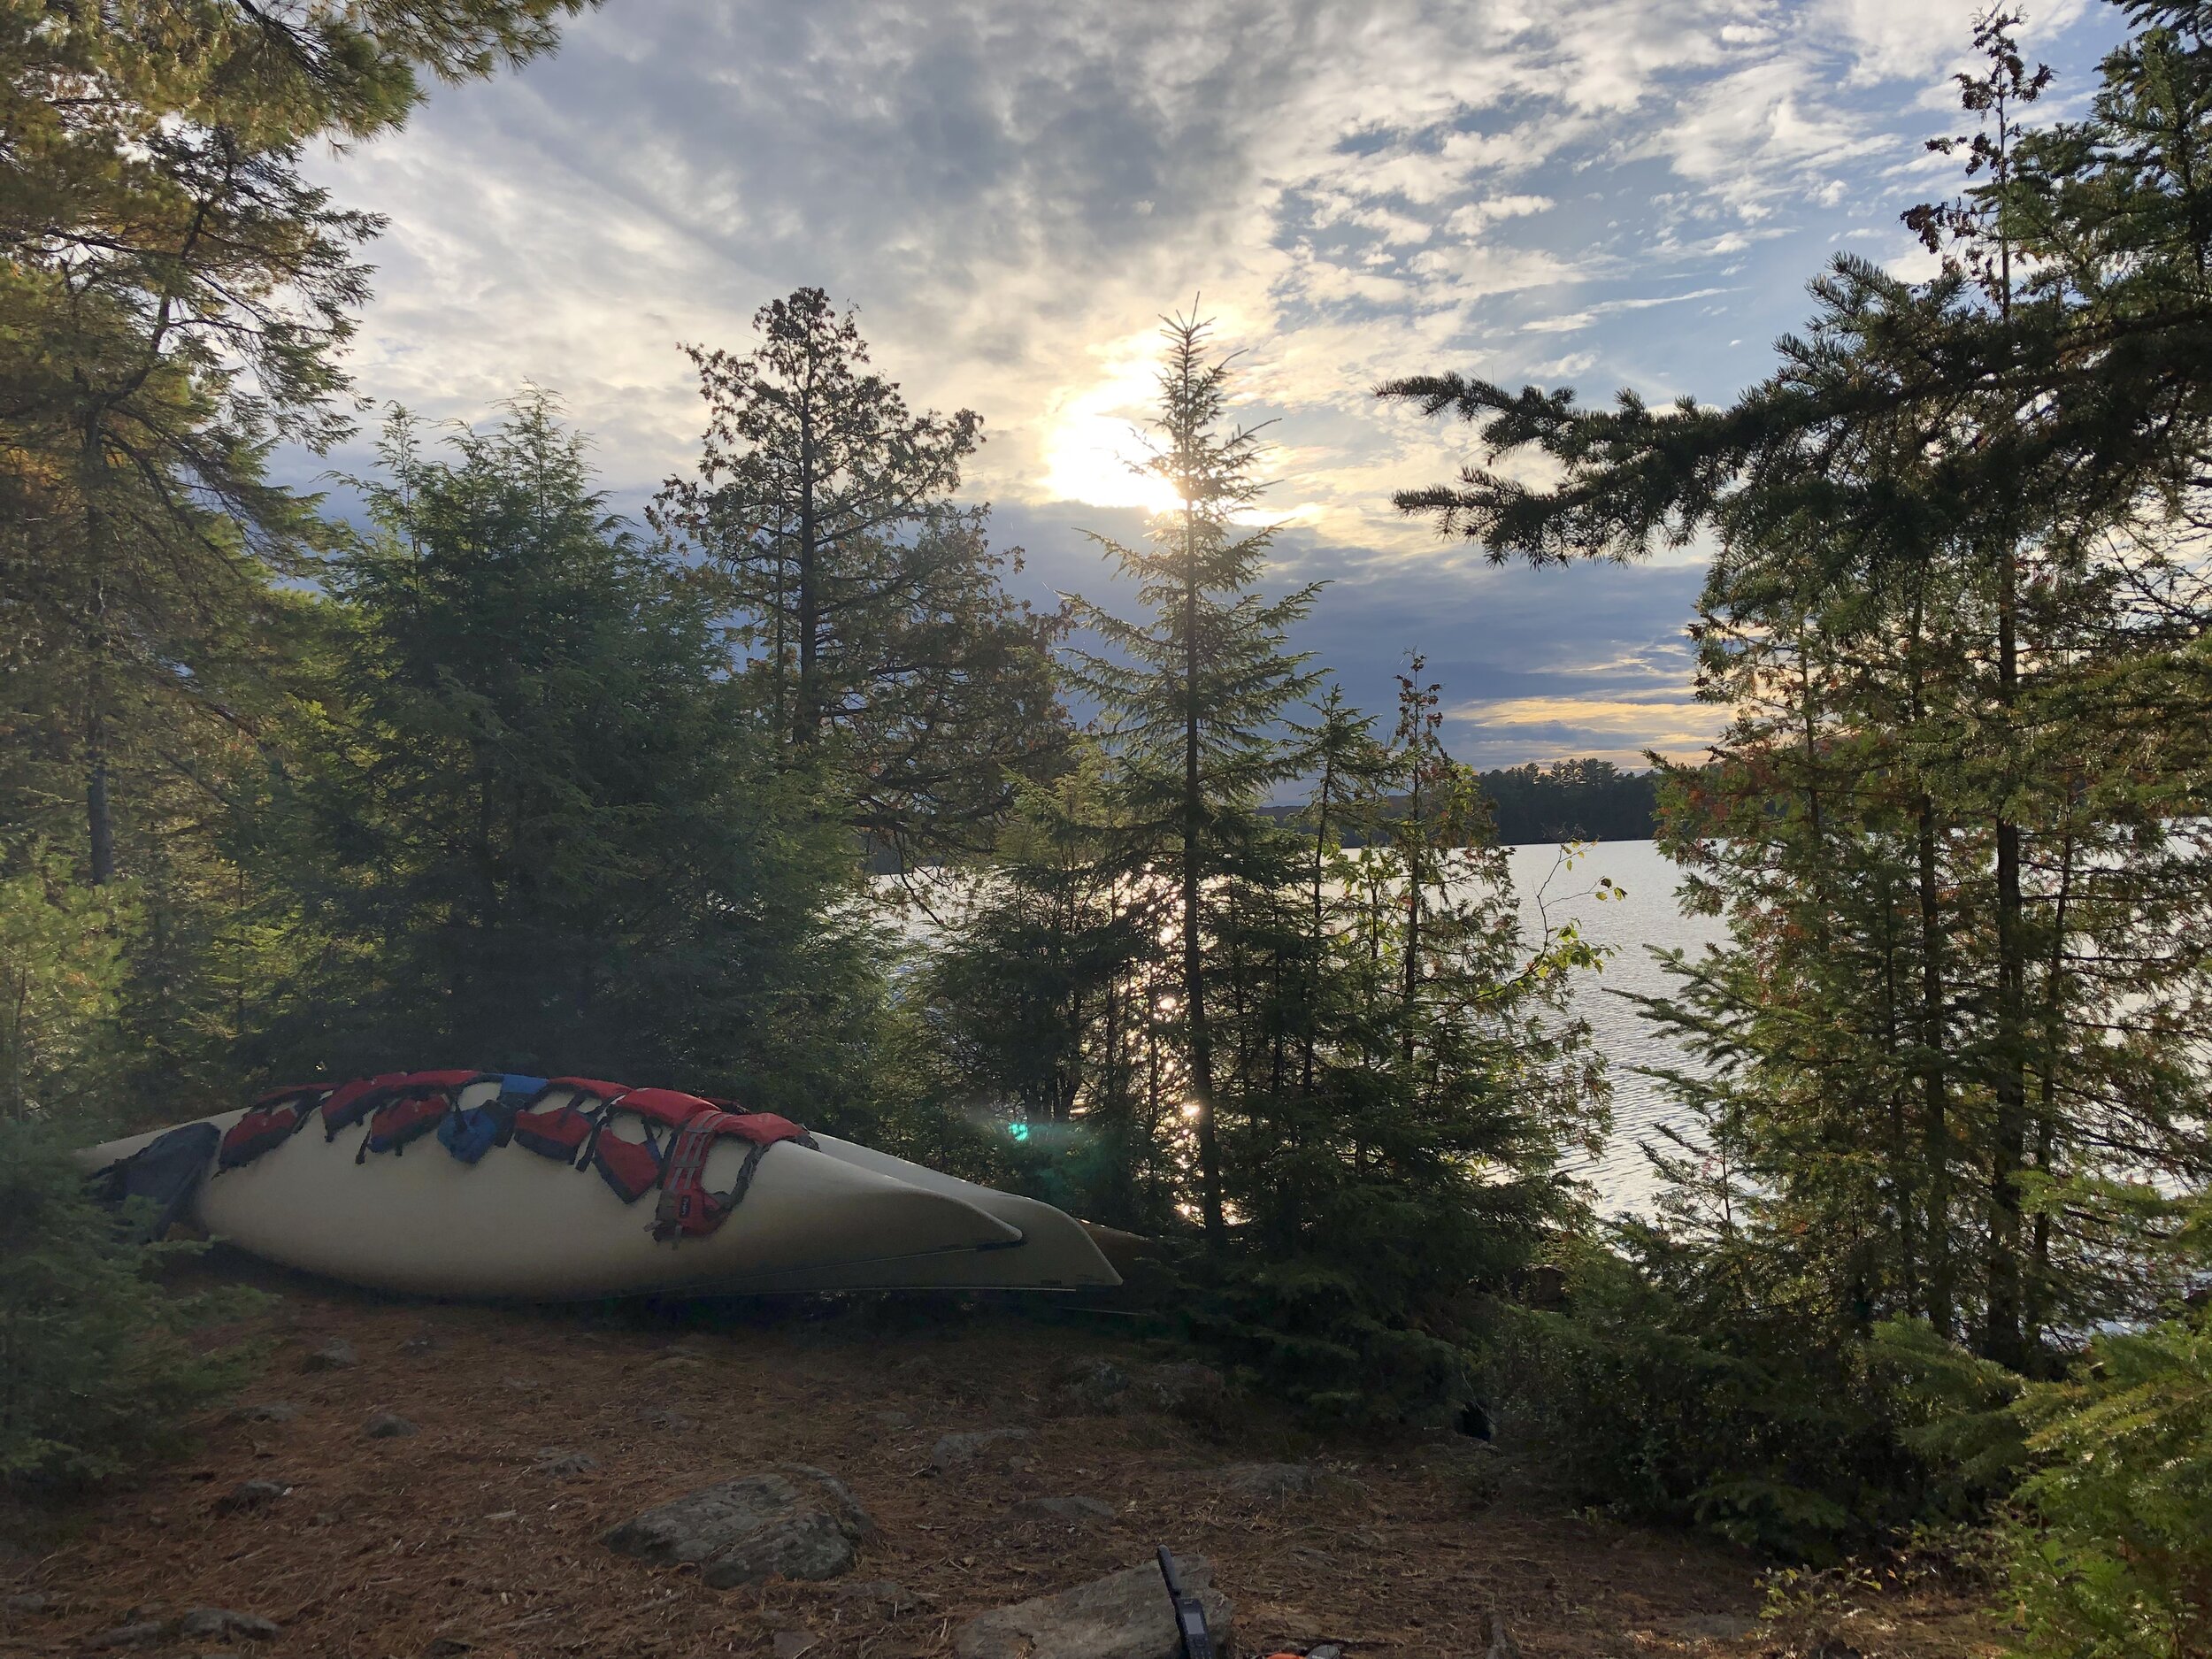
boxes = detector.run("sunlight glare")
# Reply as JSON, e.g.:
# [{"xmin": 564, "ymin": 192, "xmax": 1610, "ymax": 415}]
[{"xmin": 1040, "ymin": 328, "xmax": 1183, "ymax": 513}]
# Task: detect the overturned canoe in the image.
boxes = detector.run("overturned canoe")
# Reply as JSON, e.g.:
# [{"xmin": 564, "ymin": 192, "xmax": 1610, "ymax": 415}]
[{"xmin": 79, "ymin": 1072, "xmax": 1119, "ymax": 1299}]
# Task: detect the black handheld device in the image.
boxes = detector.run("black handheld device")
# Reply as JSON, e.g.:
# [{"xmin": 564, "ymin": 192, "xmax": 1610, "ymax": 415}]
[{"xmin": 1156, "ymin": 1546, "xmax": 1215, "ymax": 1659}]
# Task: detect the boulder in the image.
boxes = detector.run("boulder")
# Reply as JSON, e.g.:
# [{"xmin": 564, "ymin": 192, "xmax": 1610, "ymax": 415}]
[
  {"xmin": 930, "ymin": 1427, "xmax": 1031, "ymax": 1471},
  {"xmin": 954, "ymin": 1556, "xmax": 1233, "ymax": 1659},
  {"xmin": 534, "ymin": 1448, "xmax": 597, "ymax": 1478},
  {"xmin": 364, "ymin": 1412, "xmax": 419, "ymax": 1440},
  {"xmin": 1054, "ymin": 1359, "xmax": 1225, "ymax": 1419},
  {"xmin": 213, "ymin": 1479, "xmax": 289, "ymax": 1513},
  {"xmin": 301, "ymin": 1339, "xmax": 357, "ymax": 1372},
  {"xmin": 603, "ymin": 1463, "xmax": 873, "ymax": 1590}
]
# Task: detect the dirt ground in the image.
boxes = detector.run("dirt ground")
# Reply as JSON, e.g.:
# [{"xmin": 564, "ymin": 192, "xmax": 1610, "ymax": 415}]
[{"xmin": 0, "ymin": 1258, "xmax": 2001, "ymax": 1659}]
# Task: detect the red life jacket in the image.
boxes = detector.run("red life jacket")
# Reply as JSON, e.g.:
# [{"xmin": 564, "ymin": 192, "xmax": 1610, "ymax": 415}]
[
  {"xmin": 577, "ymin": 1087, "xmax": 707, "ymax": 1204},
  {"xmin": 320, "ymin": 1073, "xmax": 406, "ymax": 1140},
  {"xmin": 650, "ymin": 1108, "xmax": 815, "ymax": 1240},
  {"xmin": 217, "ymin": 1085, "xmax": 331, "ymax": 1171},
  {"xmin": 511, "ymin": 1077, "xmax": 631, "ymax": 1163},
  {"xmin": 351, "ymin": 1071, "xmax": 496, "ymax": 1162},
  {"xmin": 590, "ymin": 1127, "xmax": 666, "ymax": 1203}
]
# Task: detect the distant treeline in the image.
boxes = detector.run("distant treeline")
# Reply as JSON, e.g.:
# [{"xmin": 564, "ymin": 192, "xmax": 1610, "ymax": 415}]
[
  {"xmin": 1473, "ymin": 759, "xmax": 1660, "ymax": 843},
  {"xmin": 1262, "ymin": 757, "xmax": 1659, "ymax": 846}
]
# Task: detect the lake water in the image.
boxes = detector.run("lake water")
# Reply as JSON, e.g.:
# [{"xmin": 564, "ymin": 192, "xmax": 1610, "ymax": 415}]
[
  {"xmin": 888, "ymin": 837, "xmax": 1722, "ymax": 1216},
  {"xmin": 1505, "ymin": 839, "xmax": 1726, "ymax": 1214}
]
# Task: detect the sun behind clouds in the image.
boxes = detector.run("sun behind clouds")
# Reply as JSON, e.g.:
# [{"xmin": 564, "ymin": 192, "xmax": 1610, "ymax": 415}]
[{"xmin": 1037, "ymin": 328, "xmax": 1186, "ymax": 512}]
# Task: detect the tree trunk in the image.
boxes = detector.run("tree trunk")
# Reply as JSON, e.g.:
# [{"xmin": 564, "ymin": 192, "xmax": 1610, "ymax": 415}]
[
  {"xmin": 1183, "ymin": 520, "xmax": 1223, "ymax": 1245},
  {"xmin": 1985, "ymin": 533, "xmax": 2029, "ymax": 1371},
  {"xmin": 87, "ymin": 717, "xmax": 116, "ymax": 886},
  {"xmin": 795, "ymin": 417, "xmax": 821, "ymax": 748},
  {"xmin": 1917, "ymin": 799, "xmax": 1954, "ymax": 1339}
]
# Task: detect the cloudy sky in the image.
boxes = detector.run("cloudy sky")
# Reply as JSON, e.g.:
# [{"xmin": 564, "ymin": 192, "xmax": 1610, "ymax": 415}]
[{"xmin": 304, "ymin": 0, "xmax": 2123, "ymax": 768}]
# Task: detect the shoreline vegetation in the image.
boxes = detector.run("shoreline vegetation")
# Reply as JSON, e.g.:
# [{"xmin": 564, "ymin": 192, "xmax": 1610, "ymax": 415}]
[
  {"xmin": 1267, "ymin": 760, "xmax": 1661, "ymax": 849},
  {"xmin": 4, "ymin": 4, "xmax": 2210, "ymax": 1658}
]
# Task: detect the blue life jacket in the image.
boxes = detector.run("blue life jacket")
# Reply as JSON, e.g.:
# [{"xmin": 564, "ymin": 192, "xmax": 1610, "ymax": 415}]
[{"xmin": 438, "ymin": 1074, "xmax": 547, "ymax": 1164}]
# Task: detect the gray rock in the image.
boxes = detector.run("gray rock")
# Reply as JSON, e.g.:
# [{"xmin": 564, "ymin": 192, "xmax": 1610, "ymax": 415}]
[
  {"xmin": 1132, "ymin": 1363, "xmax": 1225, "ymax": 1415},
  {"xmin": 5, "ymin": 1592, "xmax": 54, "ymax": 1614},
  {"xmin": 301, "ymin": 1338, "xmax": 357, "ymax": 1371},
  {"xmin": 874, "ymin": 1410, "xmax": 911, "ymax": 1429},
  {"xmin": 89, "ymin": 1621, "xmax": 173, "ymax": 1647},
  {"xmin": 178, "ymin": 1608, "xmax": 279, "ymax": 1641},
  {"xmin": 1484, "ymin": 1609, "xmax": 1522, "ymax": 1659},
  {"xmin": 636, "ymin": 1404, "xmax": 697, "ymax": 1432},
  {"xmin": 930, "ymin": 1427, "xmax": 1031, "ymax": 1471},
  {"xmin": 1010, "ymin": 1494, "xmax": 1117, "ymax": 1525},
  {"xmin": 213, "ymin": 1479, "xmax": 289, "ymax": 1512},
  {"xmin": 1308, "ymin": 1646, "xmax": 1345, "ymax": 1659},
  {"xmin": 1213, "ymin": 1462, "xmax": 1325, "ymax": 1499},
  {"xmin": 364, "ymin": 1411, "xmax": 419, "ymax": 1439},
  {"xmin": 833, "ymin": 1580, "xmax": 921, "ymax": 1616},
  {"xmin": 534, "ymin": 1448, "xmax": 597, "ymax": 1478},
  {"xmin": 955, "ymin": 1556, "xmax": 1233, "ymax": 1659},
  {"xmin": 1055, "ymin": 1359, "xmax": 1130, "ymax": 1411},
  {"xmin": 603, "ymin": 1463, "xmax": 873, "ymax": 1590},
  {"xmin": 771, "ymin": 1632, "xmax": 818, "ymax": 1659},
  {"xmin": 227, "ymin": 1402, "xmax": 298, "ymax": 1425}
]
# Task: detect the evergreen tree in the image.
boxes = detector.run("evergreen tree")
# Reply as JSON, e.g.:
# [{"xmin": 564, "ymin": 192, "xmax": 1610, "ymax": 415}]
[
  {"xmin": 0, "ymin": 0, "xmax": 593, "ymax": 1120},
  {"xmin": 1377, "ymin": 10, "xmax": 2212, "ymax": 1373},
  {"xmin": 1194, "ymin": 660, "xmax": 1603, "ymax": 1418},
  {"xmin": 650, "ymin": 288, "xmax": 1067, "ymax": 860},
  {"xmin": 1064, "ymin": 310, "xmax": 1324, "ymax": 1243},
  {"xmin": 918, "ymin": 756, "xmax": 1177, "ymax": 1230},
  {"xmin": 260, "ymin": 396, "xmax": 875, "ymax": 1103},
  {"xmin": 1, "ymin": 0, "xmax": 590, "ymax": 884}
]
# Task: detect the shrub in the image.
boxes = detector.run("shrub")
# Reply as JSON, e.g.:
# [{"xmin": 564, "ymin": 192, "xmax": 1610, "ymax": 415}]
[
  {"xmin": 0, "ymin": 855, "xmax": 134, "ymax": 1124},
  {"xmin": 0, "ymin": 1120, "xmax": 257, "ymax": 1490},
  {"xmin": 1493, "ymin": 1231, "xmax": 2022, "ymax": 1560},
  {"xmin": 2007, "ymin": 1305, "xmax": 2212, "ymax": 1659}
]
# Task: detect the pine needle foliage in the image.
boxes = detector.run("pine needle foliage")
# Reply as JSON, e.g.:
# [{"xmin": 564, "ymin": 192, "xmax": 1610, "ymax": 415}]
[
  {"xmin": 0, "ymin": 1120, "xmax": 257, "ymax": 1491},
  {"xmin": 1062, "ymin": 308, "xmax": 1325, "ymax": 1243}
]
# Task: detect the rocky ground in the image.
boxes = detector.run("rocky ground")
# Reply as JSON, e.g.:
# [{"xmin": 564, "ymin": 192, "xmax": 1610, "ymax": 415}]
[{"xmin": 0, "ymin": 1258, "xmax": 1996, "ymax": 1659}]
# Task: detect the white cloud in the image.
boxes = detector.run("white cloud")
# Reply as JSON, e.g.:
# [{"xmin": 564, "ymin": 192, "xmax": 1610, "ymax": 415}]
[{"xmin": 295, "ymin": 0, "xmax": 2125, "ymax": 763}]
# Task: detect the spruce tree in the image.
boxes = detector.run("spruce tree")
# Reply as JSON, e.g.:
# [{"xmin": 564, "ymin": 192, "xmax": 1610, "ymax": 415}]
[
  {"xmin": 261, "ymin": 395, "xmax": 872, "ymax": 1099},
  {"xmin": 1063, "ymin": 310, "xmax": 1323, "ymax": 1244}
]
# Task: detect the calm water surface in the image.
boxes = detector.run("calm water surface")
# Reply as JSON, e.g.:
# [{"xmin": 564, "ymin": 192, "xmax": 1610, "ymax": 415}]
[
  {"xmin": 887, "ymin": 838, "xmax": 1722, "ymax": 1215},
  {"xmin": 1505, "ymin": 839, "xmax": 1726, "ymax": 1213}
]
